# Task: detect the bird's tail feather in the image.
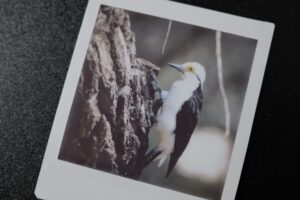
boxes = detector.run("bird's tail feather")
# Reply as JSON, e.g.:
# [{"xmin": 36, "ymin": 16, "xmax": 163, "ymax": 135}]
[
  {"xmin": 145, "ymin": 149, "xmax": 161, "ymax": 167},
  {"xmin": 165, "ymin": 154, "xmax": 180, "ymax": 178},
  {"xmin": 156, "ymin": 154, "xmax": 168, "ymax": 168}
]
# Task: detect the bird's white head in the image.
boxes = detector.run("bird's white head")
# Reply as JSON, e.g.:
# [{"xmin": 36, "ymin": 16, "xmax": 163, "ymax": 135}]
[{"xmin": 168, "ymin": 62, "xmax": 206, "ymax": 85}]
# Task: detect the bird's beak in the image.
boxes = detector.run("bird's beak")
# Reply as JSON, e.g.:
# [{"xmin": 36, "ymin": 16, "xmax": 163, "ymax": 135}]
[{"xmin": 168, "ymin": 63, "xmax": 184, "ymax": 74}]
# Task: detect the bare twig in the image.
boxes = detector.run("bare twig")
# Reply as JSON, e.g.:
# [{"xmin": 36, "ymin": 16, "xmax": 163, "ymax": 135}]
[
  {"xmin": 161, "ymin": 20, "xmax": 172, "ymax": 55},
  {"xmin": 216, "ymin": 31, "xmax": 231, "ymax": 137}
]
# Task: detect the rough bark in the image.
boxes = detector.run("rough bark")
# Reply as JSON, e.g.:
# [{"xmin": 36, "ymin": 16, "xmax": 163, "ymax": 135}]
[{"xmin": 59, "ymin": 6, "xmax": 162, "ymax": 178}]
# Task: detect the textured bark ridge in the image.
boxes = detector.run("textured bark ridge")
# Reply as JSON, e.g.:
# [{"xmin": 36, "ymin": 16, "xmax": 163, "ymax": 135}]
[{"xmin": 59, "ymin": 6, "xmax": 162, "ymax": 178}]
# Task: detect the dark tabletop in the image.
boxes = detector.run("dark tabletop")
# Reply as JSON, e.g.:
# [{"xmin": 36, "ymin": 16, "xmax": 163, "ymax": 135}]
[{"xmin": 0, "ymin": 0, "xmax": 299, "ymax": 199}]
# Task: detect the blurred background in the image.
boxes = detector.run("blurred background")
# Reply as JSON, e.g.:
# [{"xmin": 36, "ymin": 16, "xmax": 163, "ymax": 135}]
[{"xmin": 128, "ymin": 10, "xmax": 257, "ymax": 200}]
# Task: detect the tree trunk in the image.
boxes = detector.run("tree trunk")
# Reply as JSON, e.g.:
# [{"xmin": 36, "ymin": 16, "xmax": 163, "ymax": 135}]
[{"xmin": 59, "ymin": 6, "xmax": 162, "ymax": 179}]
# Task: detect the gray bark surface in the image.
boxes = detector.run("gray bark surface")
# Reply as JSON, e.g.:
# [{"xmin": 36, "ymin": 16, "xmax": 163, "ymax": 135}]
[{"xmin": 59, "ymin": 6, "xmax": 162, "ymax": 178}]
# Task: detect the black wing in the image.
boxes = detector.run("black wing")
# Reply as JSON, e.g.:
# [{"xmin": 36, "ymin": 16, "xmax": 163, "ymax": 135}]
[{"xmin": 166, "ymin": 86, "xmax": 203, "ymax": 177}]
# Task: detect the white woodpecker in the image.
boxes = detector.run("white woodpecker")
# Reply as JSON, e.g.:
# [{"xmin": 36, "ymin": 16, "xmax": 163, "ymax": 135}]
[{"xmin": 147, "ymin": 62, "xmax": 206, "ymax": 178}]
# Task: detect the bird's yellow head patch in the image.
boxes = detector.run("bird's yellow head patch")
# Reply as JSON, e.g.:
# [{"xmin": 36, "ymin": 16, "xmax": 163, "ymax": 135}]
[{"xmin": 184, "ymin": 65, "xmax": 195, "ymax": 73}]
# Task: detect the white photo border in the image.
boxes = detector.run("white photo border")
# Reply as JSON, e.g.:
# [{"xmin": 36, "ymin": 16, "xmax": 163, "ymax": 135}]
[{"xmin": 35, "ymin": 0, "xmax": 274, "ymax": 199}]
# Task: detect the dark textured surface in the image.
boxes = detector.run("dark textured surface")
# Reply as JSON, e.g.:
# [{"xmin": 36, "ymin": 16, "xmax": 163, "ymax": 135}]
[
  {"xmin": 0, "ymin": 1, "xmax": 89, "ymax": 199},
  {"xmin": 0, "ymin": 0, "xmax": 299, "ymax": 200}
]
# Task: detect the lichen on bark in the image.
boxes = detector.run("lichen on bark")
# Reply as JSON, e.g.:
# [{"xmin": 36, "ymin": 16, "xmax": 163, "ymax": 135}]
[{"xmin": 59, "ymin": 6, "xmax": 162, "ymax": 178}]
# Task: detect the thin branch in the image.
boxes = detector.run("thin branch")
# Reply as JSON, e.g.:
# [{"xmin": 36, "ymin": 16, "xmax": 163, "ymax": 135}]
[
  {"xmin": 161, "ymin": 20, "xmax": 172, "ymax": 55},
  {"xmin": 216, "ymin": 31, "xmax": 231, "ymax": 137}
]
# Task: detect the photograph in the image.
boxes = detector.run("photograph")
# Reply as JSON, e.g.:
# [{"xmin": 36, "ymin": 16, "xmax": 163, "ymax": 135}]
[{"xmin": 57, "ymin": 4, "xmax": 257, "ymax": 200}]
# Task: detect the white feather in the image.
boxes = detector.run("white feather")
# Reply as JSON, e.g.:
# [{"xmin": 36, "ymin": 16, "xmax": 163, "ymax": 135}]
[
  {"xmin": 156, "ymin": 78, "xmax": 199, "ymax": 153},
  {"xmin": 161, "ymin": 90, "xmax": 169, "ymax": 100},
  {"xmin": 156, "ymin": 154, "xmax": 168, "ymax": 167}
]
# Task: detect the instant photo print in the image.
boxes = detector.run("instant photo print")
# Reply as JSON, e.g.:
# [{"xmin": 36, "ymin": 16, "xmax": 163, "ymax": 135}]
[{"xmin": 35, "ymin": 0, "xmax": 274, "ymax": 199}]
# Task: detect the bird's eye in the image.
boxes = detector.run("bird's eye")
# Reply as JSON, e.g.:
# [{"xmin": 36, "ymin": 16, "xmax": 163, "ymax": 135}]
[{"xmin": 187, "ymin": 66, "xmax": 193, "ymax": 72}]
